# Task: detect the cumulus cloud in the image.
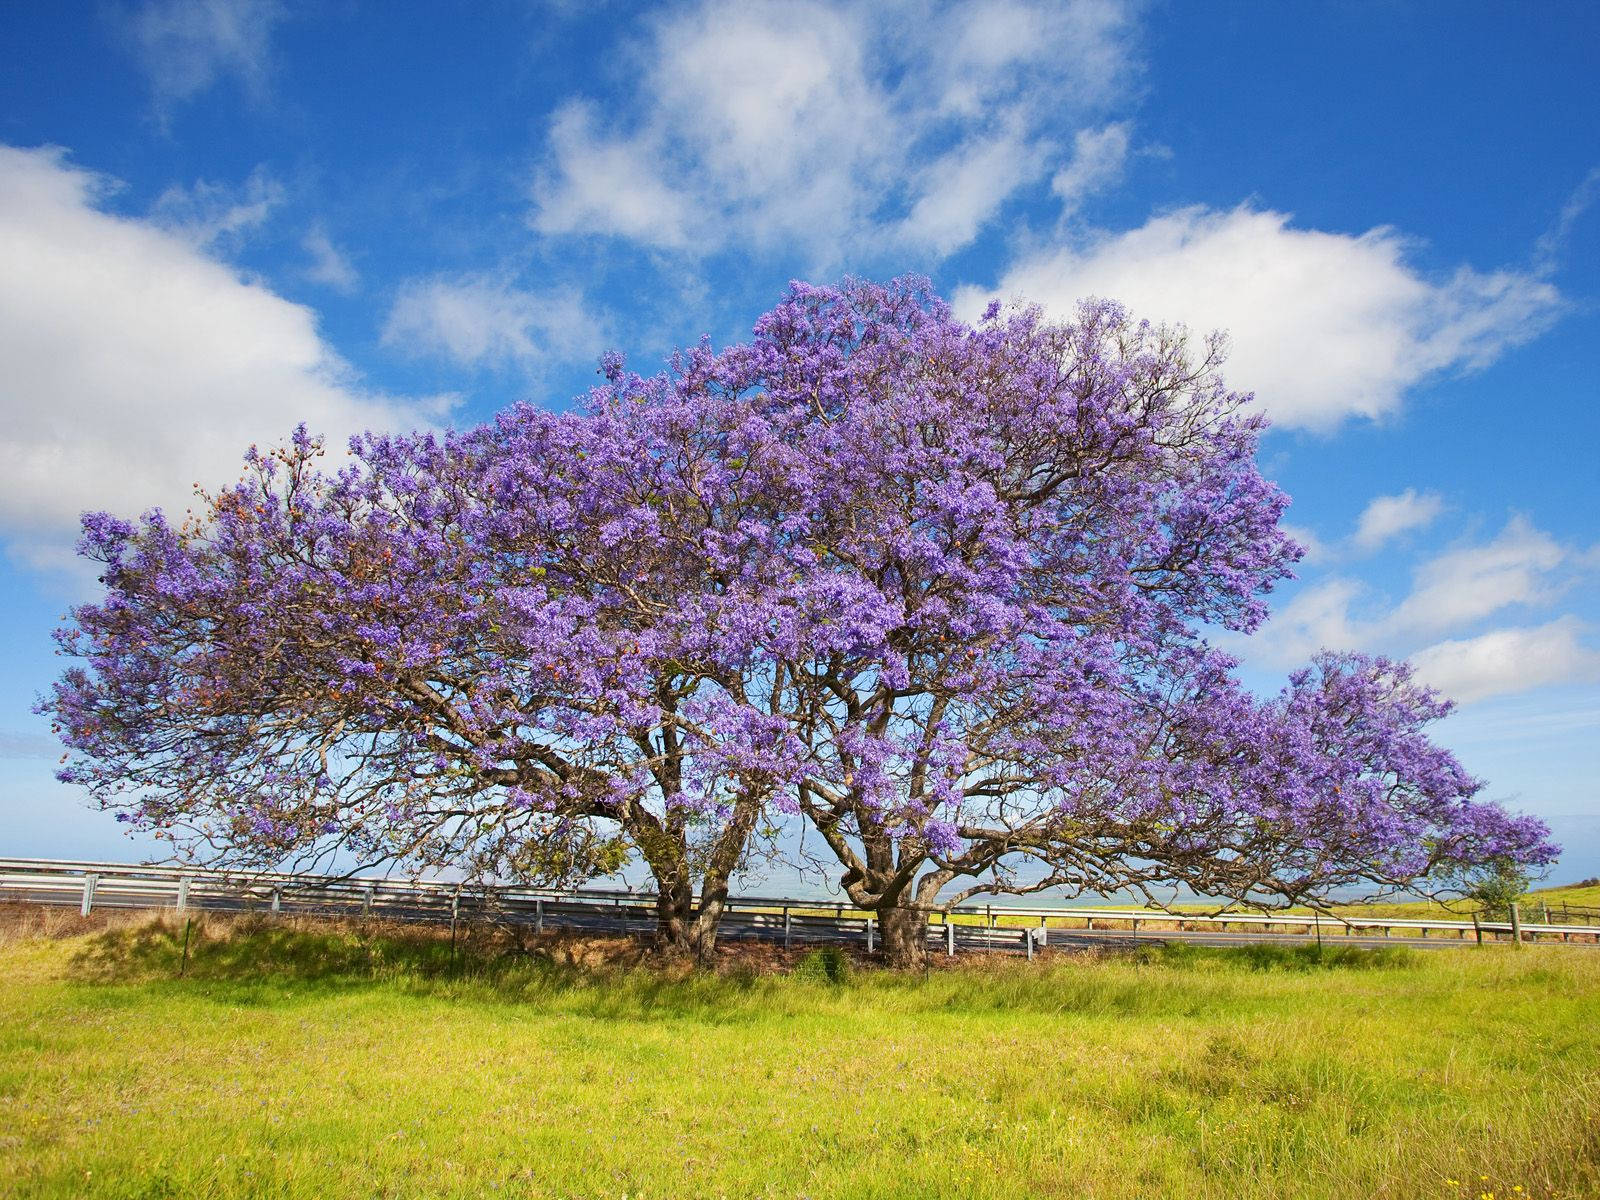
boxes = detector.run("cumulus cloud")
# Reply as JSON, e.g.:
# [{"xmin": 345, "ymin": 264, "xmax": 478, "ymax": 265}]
[
  {"xmin": 1352, "ymin": 489, "xmax": 1445, "ymax": 552},
  {"xmin": 1242, "ymin": 578, "xmax": 1369, "ymax": 671},
  {"xmin": 118, "ymin": 0, "xmax": 286, "ymax": 112},
  {"xmin": 383, "ymin": 273, "xmax": 602, "ymax": 372},
  {"xmin": 1386, "ymin": 517, "xmax": 1565, "ymax": 637},
  {"xmin": 1240, "ymin": 517, "xmax": 1596, "ymax": 704},
  {"xmin": 955, "ymin": 206, "xmax": 1563, "ymax": 431},
  {"xmin": 0, "ymin": 144, "xmax": 442, "ymax": 569},
  {"xmin": 1410, "ymin": 618, "xmax": 1600, "ymax": 706},
  {"xmin": 530, "ymin": 0, "xmax": 1140, "ymax": 264}
]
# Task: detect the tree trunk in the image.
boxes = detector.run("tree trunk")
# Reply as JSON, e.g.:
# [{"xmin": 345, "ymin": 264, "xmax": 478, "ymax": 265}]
[
  {"xmin": 652, "ymin": 868, "xmax": 698, "ymax": 958},
  {"xmin": 878, "ymin": 905, "xmax": 929, "ymax": 969},
  {"xmin": 687, "ymin": 903, "xmax": 724, "ymax": 960},
  {"xmin": 631, "ymin": 784, "xmax": 763, "ymax": 963}
]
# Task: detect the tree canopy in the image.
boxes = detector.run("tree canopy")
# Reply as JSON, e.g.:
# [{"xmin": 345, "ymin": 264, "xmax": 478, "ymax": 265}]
[{"xmin": 45, "ymin": 278, "xmax": 1556, "ymax": 963}]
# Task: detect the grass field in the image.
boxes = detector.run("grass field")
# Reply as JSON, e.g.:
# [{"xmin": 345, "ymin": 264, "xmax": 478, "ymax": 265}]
[{"xmin": 2, "ymin": 909, "xmax": 1597, "ymax": 1200}]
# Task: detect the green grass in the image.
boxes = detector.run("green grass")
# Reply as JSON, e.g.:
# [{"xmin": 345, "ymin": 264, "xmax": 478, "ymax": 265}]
[{"xmin": 2, "ymin": 912, "xmax": 1597, "ymax": 1199}]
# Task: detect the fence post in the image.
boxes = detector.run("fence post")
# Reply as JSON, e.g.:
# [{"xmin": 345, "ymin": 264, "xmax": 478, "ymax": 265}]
[
  {"xmin": 535, "ymin": 897, "xmax": 544, "ymax": 935},
  {"xmin": 946, "ymin": 920, "xmax": 956, "ymax": 957},
  {"xmin": 176, "ymin": 876, "xmax": 190, "ymax": 913},
  {"xmin": 80, "ymin": 873, "xmax": 98, "ymax": 917},
  {"xmin": 271, "ymin": 888, "xmax": 281, "ymax": 915},
  {"xmin": 1542, "ymin": 903, "xmax": 1551, "ymax": 926},
  {"xmin": 362, "ymin": 885, "xmax": 374, "ymax": 917},
  {"xmin": 866, "ymin": 915, "xmax": 875, "ymax": 955},
  {"xmin": 783, "ymin": 906, "xmax": 791, "ymax": 952},
  {"xmin": 1472, "ymin": 912, "xmax": 1483, "ymax": 945},
  {"xmin": 1025, "ymin": 927, "xmax": 1034, "ymax": 962},
  {"xmin": 1509, "ymin": 903, "xmax": 1523, "ymax": 945},
  {"xmin": 986, "ymin": 906, "xmax": 993, "ymax": 955}
]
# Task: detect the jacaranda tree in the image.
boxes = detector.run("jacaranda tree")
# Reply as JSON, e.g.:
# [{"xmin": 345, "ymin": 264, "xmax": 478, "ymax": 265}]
[{"xmin": 45, "ymin": 278, "xmax": 1555, "ymax": 965}]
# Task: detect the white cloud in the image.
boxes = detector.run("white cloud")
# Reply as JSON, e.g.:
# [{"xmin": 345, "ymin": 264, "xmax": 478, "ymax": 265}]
[
  {"xmin": 1051, "ymin": 122, "xmax": 1130, "ymax": 212},
  {"xmin": 1243, "ymin": 517, "xmax": 1583, "ymax": 671},
  {"xmin": 531, "ymin": 102, "xmax": 694, "ymax": 248},
  {"xmin": 149, "ymin": 166, "xmax": 282, "ymax": 248},
  {"xmin": 1410, "ymin": 618, "xmax": 1600, "ymax": 705},
  {"xmin": 0, "ymin": 145, "xmax": 442, "ymax": 567},
  {"xmin": 1387, "ymin": 517, "xmax": 1564, "ymax": 637},
  {"xmin": 1352, "ymin": 488, "xmax": 1444, "ymax": 552},
  {"xmin": 1242, "ymin": 578, "xmax": 1369, "ymax": 670},
  {"xmin": 383, "ymin": 274, "xmax": 600, "ymax": 371},
  {"xmin": 302, "ymin": 224, "xmax": 359, "ymax": 293},
  {"xmin": 1533, "ymin": 165, "xmax": 1600, "ymax": 277},
  {"xmin": 120, "ymin": 0, "xmax": 286, "ymax": 111},
  {"xmin": 897, "ymin": 124, "xmax": 1042, "ymax": 258},
  {"xmin": 956, "ymin": 206, "xmax": 1563, "ymax": 431},
  {"xmin": 530, "ymin": 0, "xmax": 1140, "ymax": 263}
]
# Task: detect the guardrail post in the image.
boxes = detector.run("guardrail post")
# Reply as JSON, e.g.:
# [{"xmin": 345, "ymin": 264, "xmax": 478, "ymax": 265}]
[
  {"xmin": 946, "ymin": 920, "xmax": 956, "ymax": 957},
  {"xmin": 80, "ymin": 873, "xmax": 98, "ymax": 916},
  {"xmin": 783, "ymin": 906, "xmax": 791, "ymax": 951},
  {"xmin": 1025, "ymin": 927, "xmax": 1034, "ymax": 962},
  {"xmin": 1039, "ymin": 915, "xmax": 1048, "ymax": 948},
  {"xmin": 535, "ymin": 897, "xmax": 544, "ymax": 935},
  {"xmin": 271, "ymin": 888, "xmax": 281, "ymax": 915},
  {"xmin": 1510, "ymin": 903, "xmax": 1523, "ymax": 945},
  {"xmin": 1472, "ymin": 912, "xmax": 1483, "ymax": 945},
  {"xmin": 362, "ymin": 885, "xmax": 374, "ymax": 917},
  {"xmin": 866, "ymin": 915, "xmax": 875, "ymax": 955},
  {"xmin": 176, "ymin": 877, "xmax": 190, "ymax": 913}
]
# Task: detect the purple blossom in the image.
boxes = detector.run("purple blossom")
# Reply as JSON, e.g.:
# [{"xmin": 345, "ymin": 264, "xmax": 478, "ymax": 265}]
[{"xmin": 41, "ymin": 278, "xmax": 1554, "ymax": 959}]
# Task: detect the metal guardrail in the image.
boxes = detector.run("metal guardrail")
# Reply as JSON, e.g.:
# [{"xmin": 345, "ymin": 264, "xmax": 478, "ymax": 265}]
[{"xmin": 3, "ymin": 857, "xmax": 1597, "ymax": 954}]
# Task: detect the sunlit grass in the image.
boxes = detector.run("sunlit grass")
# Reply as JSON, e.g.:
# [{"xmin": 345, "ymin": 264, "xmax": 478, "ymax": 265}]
[{"xmin": 1, "ymin": 910, "xmax": 1596, "ymax": 1199}]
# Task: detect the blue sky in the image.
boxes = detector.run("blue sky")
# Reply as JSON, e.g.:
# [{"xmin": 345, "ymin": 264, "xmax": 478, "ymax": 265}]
[{"xmin": 1, "ymin": 0, "xmax": 1596, "ymax": 882}]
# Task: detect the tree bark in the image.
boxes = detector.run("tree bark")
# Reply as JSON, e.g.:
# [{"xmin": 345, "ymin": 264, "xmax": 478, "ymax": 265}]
[
  {"xmin": 877, "ymin": 904, "xmax": 929, "ymax": 969},
  {"xmin": 634, "ymin": 785, "xmax": 763, "ymax": 962},
  {"xmin": 652, "ymin": 867, "xmax": 698, "ymax": 957}
]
